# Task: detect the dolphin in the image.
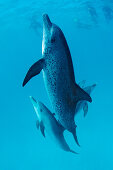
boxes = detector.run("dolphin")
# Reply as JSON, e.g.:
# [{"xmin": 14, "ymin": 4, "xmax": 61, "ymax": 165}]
[
  {"xmin": 23, "ymin": 14, "xmax": 92, "ymax": 146},
  {"xmin": 30, "ymin": 96, "xmax": 77, "ymax": 154},
  {"xmin": 75, "ymin": 82, "xmax": 96, "ymax": 117},
  {"xmin": 102, "ymin": 6, "xmax": 113, "ymax": 22}
]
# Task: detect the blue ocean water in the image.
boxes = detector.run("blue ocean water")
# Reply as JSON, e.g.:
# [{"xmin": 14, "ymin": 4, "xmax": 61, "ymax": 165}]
[{"xmin": 0, "ymin": 0, "xmax": 113, "ymax": 169}]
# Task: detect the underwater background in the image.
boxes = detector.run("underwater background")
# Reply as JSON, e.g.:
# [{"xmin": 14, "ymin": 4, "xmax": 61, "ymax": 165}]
[{"xmin": 0, "ymin": 0, "xmax": 113, "ymax": 169}]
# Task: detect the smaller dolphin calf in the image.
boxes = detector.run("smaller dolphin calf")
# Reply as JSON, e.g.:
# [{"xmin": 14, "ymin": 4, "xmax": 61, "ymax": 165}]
[{"xmin": 30, "ymin": 96, "xmax": 77, "ymax": 154}]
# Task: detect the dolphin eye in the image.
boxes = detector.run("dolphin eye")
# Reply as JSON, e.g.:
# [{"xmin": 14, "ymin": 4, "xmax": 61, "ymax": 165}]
[{"xmin": 51, "ymin": 37, "xmax": 55, "ymax": 43}]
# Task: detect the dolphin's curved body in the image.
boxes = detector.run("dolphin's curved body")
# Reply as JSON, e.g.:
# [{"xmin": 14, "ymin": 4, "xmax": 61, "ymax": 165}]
[
  {"xmin": 23, "ymin": 14, "xmax": 92, "ymax": 146},
  {"xmin": 30, "ymin": 96, "xmax": 77, "ymax": 154}
]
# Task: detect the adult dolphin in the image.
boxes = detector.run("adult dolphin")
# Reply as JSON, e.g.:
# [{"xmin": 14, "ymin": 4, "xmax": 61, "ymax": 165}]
[
  {"xmin": 23, "ymin": 14, "xmax": 92, "ymax": 146},
  {"xmin": 30, "ymin": 96, "xmax": 77, "ymax": 154}
]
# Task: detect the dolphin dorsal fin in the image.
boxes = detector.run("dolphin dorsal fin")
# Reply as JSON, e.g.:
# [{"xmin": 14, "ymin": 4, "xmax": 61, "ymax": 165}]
[
  {"xmin": 73, "ymin": 83, "xmax": 92, "ymax": 103},
  {"xmin": 83, "ymin": 84, "xmax": 96, "ymax": 95},
  {"xmin": 40, "ymin": 121, "xmax": 45, "ymax": 138}
]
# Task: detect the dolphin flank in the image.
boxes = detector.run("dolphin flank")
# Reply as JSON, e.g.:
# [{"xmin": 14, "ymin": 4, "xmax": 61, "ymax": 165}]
[
  {"xmin": 30, "ymin": 96, "xmax": 78, "ymax": 154},
  {"xmin": 23, "ymin": 14, "xmax": 92, "ymax": 146}
]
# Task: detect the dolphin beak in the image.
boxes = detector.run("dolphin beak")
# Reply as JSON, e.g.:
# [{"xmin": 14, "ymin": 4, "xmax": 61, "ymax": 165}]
[
  {"xmin": 29, "ymin": 96, "xmax": 42, "ymax": 111},
  {"xmin": 29, "ymin": 96, "xmax": 41, "ymax": 119},
  {"xmin": 43, "ymin": 14, "xmax": 52, "ymax": 32},
  {"xmin": 29, "ymin": 96, "xmax": 37, "ymax": 107}
]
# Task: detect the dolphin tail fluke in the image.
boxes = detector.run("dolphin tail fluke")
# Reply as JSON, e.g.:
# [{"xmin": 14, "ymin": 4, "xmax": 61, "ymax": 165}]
[
  {"xmin": 69, "ymin": 149, "xmax": 79, "ymax": 154},
  {"xmin": 72, "ymin": 127, "xmax": 80, "ymax": 147},
  {"xmin": 74, "ymin": 83, "xmax": 92, "ymax": 103},
  {"xmin": 60, "ymin": 132, "xmax": 79, "ymax": 154},
  {"xmin": 22, "ymin": 58, "xmax": 44, "ymax": 87}
]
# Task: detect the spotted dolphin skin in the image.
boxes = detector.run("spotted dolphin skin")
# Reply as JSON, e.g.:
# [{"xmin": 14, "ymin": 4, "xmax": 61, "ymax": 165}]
[
  {"xmin": 30, "ymin": 96, "xmax": 77, "ymax": 154},
  {"xmin": 23, "ymin": 14, "xmax": 92, "ymax": 146}
]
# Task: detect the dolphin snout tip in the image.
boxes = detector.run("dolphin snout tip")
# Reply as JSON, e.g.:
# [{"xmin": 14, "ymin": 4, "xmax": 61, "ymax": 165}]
[
  {"xmin": 43, "ymin": 14, "xmax": 49, "ymax": 22},
  {"xmin": 43, "ymin": 13, "xmax": 49, "ymax": 19},
  {"xmin": 29, "ymin": 96, "xmax": 32, "ymax": 99},
  {"xmin": 29, "ymin": 96, "xmax": 37, "ymax": 103},
  {"xmin": 29, "ymin": 96, "xmax": 33, "ymax": 102},
  {"xmin": 42, "ymin": 13, "xmax": 52, "ymax": 27}
]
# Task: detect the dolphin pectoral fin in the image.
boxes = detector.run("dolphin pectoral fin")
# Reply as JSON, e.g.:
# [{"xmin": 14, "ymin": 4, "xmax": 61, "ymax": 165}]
[
  {"xmin": 83, "ymin": 102, "xmax": 88, "ymax": 117},
  {"xmin": 22, "ymin": 58, "xmax": 44, "ymax": 87},
  {"xmin": 83, "ymin": 84, "xmax": 96, "ymax": 95},
  {"xmin": 40, "ymin": 121, "xmax": 45, "ymax": 138},
  {"xmin": 36, "ymin": 120, "xmax": 40, "ymax": 129},
  {"xmin": 74, "ymin": 83, "xmax": 92, "ymax": 103}
]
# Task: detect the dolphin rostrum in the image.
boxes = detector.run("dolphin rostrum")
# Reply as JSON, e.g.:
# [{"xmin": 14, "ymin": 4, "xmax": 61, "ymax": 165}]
[
  {"xmin": 30, "ymin": 96, "xmax": 77, "ymax": 154},
  {"xmin": 23, "ymin": 14, "xmax": 92, "ymax": 146}
]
